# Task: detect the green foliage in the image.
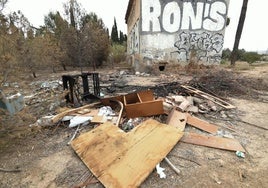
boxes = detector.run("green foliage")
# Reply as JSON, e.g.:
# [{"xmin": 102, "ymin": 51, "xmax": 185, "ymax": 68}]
[
  {"xmin": 222, "ymin": 48, "xmax": 246, "ymax": 60},
  {"xmin": 241, "ymin": 52, "xmax": 261, "ymax": 64},
  {"xmin": 119, "ymin": 31, "xmax": 127, "ymax": 44},
  {"xmin": 221, "ymin": 48, "xmax": 231, "ymax": 60},
  {"xmin": 222, "ymin": 48, "xmax": 262, "ymax": 64},
  {"xmin": 220, "ymin": 59, "xmax": 227, "ymax": 65},
  {"xmin": 43, "ymin": 4, "xmax": 110, "ymax": 69},
  {"xmin": 80, "ymin": 13, "xmax": 110, "ymax": 68},
  {"xmin": 111, "ymin": 18, "xmax": 119, "ymax": 43},
  {"xmin": 111, "ymin": 43, "xmax": 126, "ymax": 63}
]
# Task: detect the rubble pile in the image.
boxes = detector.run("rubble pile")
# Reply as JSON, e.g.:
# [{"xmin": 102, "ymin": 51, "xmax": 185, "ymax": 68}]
[
  {"xmin": 2, "ymin": 68, "xmax": 266, "ymax": 187},
  {"xmin": 29, "ymin": 70, "xmax": 247, "ymax": 187}
]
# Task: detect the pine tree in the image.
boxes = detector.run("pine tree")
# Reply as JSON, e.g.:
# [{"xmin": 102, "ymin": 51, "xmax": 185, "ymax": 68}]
[
  {"xmin": 111, "ymin": 17, "xmax": 119, "ymax": 43},
  {"xmin": 119, "ymin": 30, "xmax": 124, "ymax": 44}
]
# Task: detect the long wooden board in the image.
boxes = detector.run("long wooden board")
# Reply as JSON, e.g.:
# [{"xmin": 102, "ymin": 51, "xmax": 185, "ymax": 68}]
[
  {"xmin": 186, "ymin": 114, "xmax": 219, "ymax": 134},
  {"xmin": 71, "ymin": 119, "xmax": 183, "ymax": 188},
  {"xmin": 181, "ymin": 132, "xmax": 245, "ymax": 152}
]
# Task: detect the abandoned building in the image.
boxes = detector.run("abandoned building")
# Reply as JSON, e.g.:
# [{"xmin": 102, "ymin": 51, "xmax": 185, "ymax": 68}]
[{"xmin": 125, "ymin": 0, "xmax": 230, "ymax": 69}]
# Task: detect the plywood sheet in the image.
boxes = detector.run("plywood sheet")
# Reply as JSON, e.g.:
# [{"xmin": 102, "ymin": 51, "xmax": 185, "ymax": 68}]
[
  {"xmin": 186, "ymin": 115, "xmax": 219, "ymax": 134},
  {"xmin": 181, "ymin": 132, "xmax": 245, "ymax": 152},
  {"xmin": 71, "ymin": 119, "xmax": 183, "ymax": 188}
]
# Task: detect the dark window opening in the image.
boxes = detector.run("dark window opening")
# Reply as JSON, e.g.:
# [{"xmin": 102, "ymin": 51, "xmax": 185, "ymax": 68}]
[{"xmin": 159, "ymin": 65, "xmax": 165, "ymax": 71}]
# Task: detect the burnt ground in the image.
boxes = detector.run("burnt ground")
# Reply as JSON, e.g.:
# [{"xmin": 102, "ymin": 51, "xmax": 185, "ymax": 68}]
[{"xmin": 0, "ymin": 62, "xmax": 268, "ymax": 188}]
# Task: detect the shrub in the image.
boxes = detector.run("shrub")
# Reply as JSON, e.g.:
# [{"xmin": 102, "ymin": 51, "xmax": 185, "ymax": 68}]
[
  {"xmin": 241, "ymin": 52, "xmax": 261, "ymax": 64},
  {"xmin": 111, "ymin": 43, "xmax": 126, "ymax": 63}
]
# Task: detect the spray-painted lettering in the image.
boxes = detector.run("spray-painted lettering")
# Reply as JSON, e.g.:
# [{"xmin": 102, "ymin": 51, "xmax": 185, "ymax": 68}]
[
  {"xmin": 172, "ymin": 31, "xmax": 224, "ymax": 62},
  {"xmin": 141, "ymin": 0, "xmax": 228, "ymax": 33}
]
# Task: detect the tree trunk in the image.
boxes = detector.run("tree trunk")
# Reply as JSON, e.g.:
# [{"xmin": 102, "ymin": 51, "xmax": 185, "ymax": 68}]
[
  {"xmin": 69, "ymin": 0, "xmax": 76, "ymax": 28},
  {"xmin": 230, "ymin": 0, "xmax": 249, "ymax": 66},
  {"xmin": 62, "ymin": 64, "xmax": 67, "ymax": 71},
  {"xmin": 52, "ymin": 66, "xmax": 56, "ymax": 73},
  {"xmin": 32, "ymin": 72, "xmax": 37, "ymax": 78},
  {"xmin": 92, "ymin": 61, "xmax": 96, "ymax": 71}
]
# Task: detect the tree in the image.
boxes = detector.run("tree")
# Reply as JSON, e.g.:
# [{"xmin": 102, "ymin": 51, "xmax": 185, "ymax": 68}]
[
  {"xmin": 221, "ymin": 48, "xmax": 232, "ymax": 60},
  {"xmin": 111, "ymin": 17, "xmax": 119, "ymax": 43},
  {"xmin": 241, "ymin": 51, "xmax": 261, "ymax": 64},
  {"xmin": 230, "ymin": 0, "xmax": 249, "ymax": 66},
  {"xmin": 62, "ymin": 0, "xmax": 86, "ymax": 69},
  {"xmin": 44, "ymin": 11, "xmax": 69, "ymax": 70},
  {"xmin": 0, "ymin": 9, "xmax": 31, "ymax": 82},
  {"xmin": 63, "ymin": 0, "xmax": 85, "ymax": 29},
  {"xmin": 0, "ymin": 0, "xmax": 8, "ymax": 14},
  {"xmin": 61, "ymin": 2, "xmax": 110, "ymax": 70},
  {"xmin": 80, "ymin": 13, "xmax": 110, "ymax": 69},
  {"xmin": 119, "ymin": 31, "xmax": 127, "ymax": 46}
]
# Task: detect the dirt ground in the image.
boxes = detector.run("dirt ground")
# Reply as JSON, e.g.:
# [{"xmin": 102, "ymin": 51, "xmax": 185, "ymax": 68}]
[{"xmin": 0, "ymin": 62, "xmax": 267, "ymax": 188}]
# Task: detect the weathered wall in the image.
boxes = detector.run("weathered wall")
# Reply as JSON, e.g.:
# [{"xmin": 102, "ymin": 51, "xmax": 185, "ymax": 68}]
[
  {"xmin": 127, "ymin": 0, "xmax": 229, "ymax": 64},
  {"xmin": 126, "ymin": 0, "xmax": 141, "ymax": 54}
]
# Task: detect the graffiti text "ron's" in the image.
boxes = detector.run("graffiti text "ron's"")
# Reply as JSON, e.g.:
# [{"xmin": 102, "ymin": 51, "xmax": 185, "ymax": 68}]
[{"xmin": 141, "ymin": 0, "xmax": 228, "ymax": 33}]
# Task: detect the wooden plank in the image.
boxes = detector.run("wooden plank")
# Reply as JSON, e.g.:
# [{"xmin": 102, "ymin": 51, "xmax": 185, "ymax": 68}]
[
  {"xmin": 186, "ymin": 114, "xmax": 219, "ymax": 134},
  {"xmin": 91, "ymin": 115, "xmax": 106, "ymax": 123},
  {"xmin": 51, "ymin": 102, "xmax": 100, "ymax": 123},
  {"xmin": 71, "ymin": 119, "xmax": 183, "ymax": 188},
  {"xmin": 166, "ymin": 108, "xmax": 187, "ymax": 131},
  {"xmin": 181, "ymin": 132, "xmax": 245, "ymax": 152},
  {"xmin": 76, "ymin": 108, "xmax": 91, "ymax": 114},
  {"xmin": 181, "ymin": 85, "xmax": 236, "ymax": 109},
  {"xmin": 75, "ymin": 109, "xmax": 99, "ymax": 117}
]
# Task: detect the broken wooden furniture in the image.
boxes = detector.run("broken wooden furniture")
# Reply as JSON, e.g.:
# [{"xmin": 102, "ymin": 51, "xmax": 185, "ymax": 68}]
[
  {"xmin": 101, "ymin": 90, "xmax": 164, "ymax": 118},
  {"xmin": 62, "ymin": 73, "xmax": 100, "ymax": 106}
]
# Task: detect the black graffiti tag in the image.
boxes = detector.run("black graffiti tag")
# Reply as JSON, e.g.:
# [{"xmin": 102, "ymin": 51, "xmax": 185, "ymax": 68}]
[{"xmin": 173, "ymin": 32, "xmax": 224, "ymax": 62}]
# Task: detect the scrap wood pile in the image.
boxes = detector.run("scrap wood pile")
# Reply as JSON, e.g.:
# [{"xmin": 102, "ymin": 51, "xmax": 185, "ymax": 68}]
[
  {"xmin": 187, "ymin": 69, "xmax": 268, "ymax": 100},
  {"xmin": 36, "ymin": 84, "xmax": 246, "ymax": 188}
]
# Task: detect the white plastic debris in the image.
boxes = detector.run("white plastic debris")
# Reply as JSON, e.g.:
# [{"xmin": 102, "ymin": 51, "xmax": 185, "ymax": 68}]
[
  {"xmin": 69, "ymin": 116, "xmax": 93, "ymax": 128},
  {"xmin": 156, "ymin": 163, "xmax": 166, "ymax": 179},
  {"xmin": 61, "ymin": 115, "xmax": 75, "ymax": 122},
  {"xmin": 98, "ymin": 106, "xmax": 115, "ymax": 116}
]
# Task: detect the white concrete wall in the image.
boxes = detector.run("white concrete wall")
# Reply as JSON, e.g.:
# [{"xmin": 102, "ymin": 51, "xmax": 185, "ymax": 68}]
[{"xmin": 137, "ymin": 0, "xmax": 229, "ymax": 63}]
